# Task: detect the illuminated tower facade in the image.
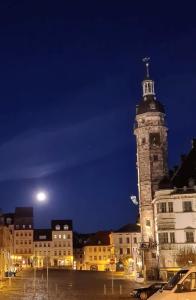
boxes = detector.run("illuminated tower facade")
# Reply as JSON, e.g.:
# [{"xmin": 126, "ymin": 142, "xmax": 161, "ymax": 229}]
[{"xmin": 134, "ymin": 60, "xmax": 168, "ymax": 276}]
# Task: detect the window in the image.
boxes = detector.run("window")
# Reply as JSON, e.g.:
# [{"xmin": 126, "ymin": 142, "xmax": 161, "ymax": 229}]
[
  {"xmin": 94, "ymin": 256, "xmax": 97, "ymax": 260},
  {"xmin": 183, "ymin": 201, "xmax": 192, "ymax": 212},
  {"xmin": 186, "ymin": 231, "xmax": 194, "ymax": 243},
  {"xmin": 170, "ymin": 232, "xmax": 175, "ymax": 243},
  {"xmin": 94, "ymin": 247, "xmax": 97, "ymax": 252},
  {"xmin": 153, "ymin": 155, "xmax": 158, "ymax": 162},
  {"xmin": 134, "ymin": 237, "xmax": 137, "ymax": 244},
  {"xmin": 142, "ymin": 138, "xmax": 146, "ymax": 145},
  {"xmin": 59, "ymin": 235, "xmax": 61, "ymax": 239},
  {"xmin": 63, "ymin": 225, "xmax": 69, "ymax": 230},
  {"xmin": 16, "ymin": 225, "xmax": 19, "ymax": 229},
  {"xmin": 152, "ymin": 252, "xmax": 156, "ymax": 258},
  {"xmin": 99, "ymin": 256, "xmax": 101, "ymax": 260},
  {"xmin": 146, "ymin": 220, "xmax": 151, "ymax": 227},
  {"xmin": 22, "ymin": 225, "xmax": 25, "ymax": 229},
  {"xmin": 149, "ymin": 133, "xmax": 160, "ymax": 146},
  {"xmin": 127, "ymin": 248, "xmax": 130, "ymax": 255},
  {"xmin": 126, "ymin": 237, "xmax": 130, "ymax": 244},
  {"xmin": 67, "ymin": 234, "xmax": 70, "ymax": 239},
  {"xmin": 29, "ymin": 225, "xmax": 32, "ymax": 229},
  {"xmin": 119, "ymin": 237, "xmax": 123, "ymax": 244},
  {"xmin": 63, "ymin": 234, "xmax": 66, "ymax": 239},
  {"xmin": 55, "ymin": 225, "xmax": 60, "ymax": 230},
  {"xmin": 168, "ymin": 202, "xmax": 173, "ymax": 213},
  {"xmin": 90, "ymin": 256, "xmax": 92, "ymax": 261},
  {"xmin": 159, "ymin": 202, "xmax": 167, "ymax": 213},
  {"xmin": 119, "ymin": 248, "xmax": 123, "ymax": 255},
  {"xmin": 54, "ymin": 234, "xmax": 57, "ymax": 239},
  {"xmin": 103, "ymin": 247, "xmax": 106, "ymax": 252},
  {"xmin": 158, "ymin": 232, "xmax": 168, "ymax": 244},
  {"xmin": 59, "ymin": 250, "xmax": 61, "ymax": 256}
]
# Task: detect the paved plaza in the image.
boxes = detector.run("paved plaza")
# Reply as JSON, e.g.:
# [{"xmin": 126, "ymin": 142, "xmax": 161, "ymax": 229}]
[{"xmin": 0, "ymin": 269, "xmax": 138, "ymax": 300}]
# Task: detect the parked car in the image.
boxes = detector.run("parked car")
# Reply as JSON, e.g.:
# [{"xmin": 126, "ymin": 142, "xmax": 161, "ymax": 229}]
[
  {"xmin": 131, "ymin": 282, "xmax": 166, "ymax": 300},
  {"xmin": 148, "ymin": 265, "xmax": 196, "ymax": 300}
]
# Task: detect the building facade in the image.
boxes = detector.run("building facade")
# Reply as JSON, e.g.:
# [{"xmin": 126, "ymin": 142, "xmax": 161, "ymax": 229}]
[
  {"xmin": 111, "ymin": 224, "xmax": 141, "ymax": 276},
  {"xmin": 82, "ymin": 231, "xmax": 114, "ymax": 271},
  {"xmin": 13, "ymin": 207, "xmax": 34, "ymax": 267},
  {"xmin": 154, "ymin": 141, "xmax": 196, "ymax": 280},
  {"xmin": 51, "ymin": 220, "xmax": 73, "ymax": 268}
]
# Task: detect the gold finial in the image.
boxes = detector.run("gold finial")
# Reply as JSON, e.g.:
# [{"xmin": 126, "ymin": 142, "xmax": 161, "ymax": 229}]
[{"xmin": 142, "ymin": 57, "xmax": 150, "ymax": 78}]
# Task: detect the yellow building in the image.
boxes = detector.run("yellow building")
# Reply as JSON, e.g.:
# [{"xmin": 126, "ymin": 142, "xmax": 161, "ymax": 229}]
[{"xmin": 83, "ymin": 231, "xmax": 114, "ymax": 271}]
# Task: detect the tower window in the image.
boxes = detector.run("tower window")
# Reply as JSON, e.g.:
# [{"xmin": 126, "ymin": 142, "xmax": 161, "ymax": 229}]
[
  {"xmin": 150, "ymin": 133, "xmax": 160, "ymax": 146},
  {"xmin": 146, "ymin": 220, "xmax": 151, "ymax": 227},
  {"xmin": 153, "ymin": 155, "xmax": 158, "ymax": 161},
  {"xmin": 142, "ymin": 138, "xmax": 146, "ymax": 145}
]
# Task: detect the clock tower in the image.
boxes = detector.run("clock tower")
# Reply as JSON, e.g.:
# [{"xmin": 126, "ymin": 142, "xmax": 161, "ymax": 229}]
[{"xmin": 134, "ymin": 60, "xmax": 168, "ymax": 277}]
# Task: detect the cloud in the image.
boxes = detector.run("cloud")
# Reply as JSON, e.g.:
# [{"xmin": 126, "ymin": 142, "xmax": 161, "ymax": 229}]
[{"xmin": 0, "ymin": 108, "xmax": 128, "ymax": 181}]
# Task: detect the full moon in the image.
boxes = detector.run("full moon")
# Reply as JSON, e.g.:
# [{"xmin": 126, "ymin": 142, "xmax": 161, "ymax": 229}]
[{"xmin": 36, "ymin": 192, "xmax": 47, "ymax": 202}]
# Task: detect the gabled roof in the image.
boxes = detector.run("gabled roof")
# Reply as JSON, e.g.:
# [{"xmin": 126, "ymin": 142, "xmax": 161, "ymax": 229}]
[{"xmin": 115, "ymin": 223, "xmax": 140, "ymax": 233}]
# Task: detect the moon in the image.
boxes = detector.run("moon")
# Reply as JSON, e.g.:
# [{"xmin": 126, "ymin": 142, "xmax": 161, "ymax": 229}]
[{"xmin": 36, "ymin": 191, "xmax": 47, "ymax": 202}]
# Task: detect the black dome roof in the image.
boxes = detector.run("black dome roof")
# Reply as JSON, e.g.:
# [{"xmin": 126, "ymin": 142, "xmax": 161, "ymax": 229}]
[{"xmin": 136, "ymin": 95, "xmax": 165, "ymax": 115}]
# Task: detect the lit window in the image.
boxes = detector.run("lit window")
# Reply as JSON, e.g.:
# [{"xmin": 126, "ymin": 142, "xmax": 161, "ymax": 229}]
[
  {"xmin": 59, "ymin": 234, "xmax": 61, "ymax": 239},
  {"xmin": 63, "ymin": 234, "xmax": 66, "ymax": 239},
  {"xmin": 64, "ymin": 225, "xmax": 69, "ymax": 230},
  {"xmin": 29, "ymin": 225, "xmax": 32, "ymax": 229},
  {"xmin": 54, "ymin": 234, "xmax": 57, "ymax": 239},
  {"xmin": 55, "ymin": 225, "xmax": 60, "ymax": 230},
  {"xmin": 22, "ymin": 225, "xmax": 25, "ymax": 229}
]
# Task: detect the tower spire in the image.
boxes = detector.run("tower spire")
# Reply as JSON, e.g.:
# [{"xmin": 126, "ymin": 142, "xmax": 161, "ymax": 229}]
[
  {"xmin": 142, "ymin": 57, "xmax": 155, "ymax": 98},
  {"xmin": 142, "ymin": 57, "xmax": 150, "ymax": 78}
]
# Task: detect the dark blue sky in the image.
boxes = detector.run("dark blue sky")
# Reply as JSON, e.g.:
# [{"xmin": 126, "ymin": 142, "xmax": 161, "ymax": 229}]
[{"xmin": 0, "ymin": 0, "xmax": 196, "ymax": 232}]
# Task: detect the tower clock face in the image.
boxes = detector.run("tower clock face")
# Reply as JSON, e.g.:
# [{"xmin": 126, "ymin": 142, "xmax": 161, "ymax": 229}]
[{"xmin": 149, "ymin": 133, "xmax": 160, "ymax": 146}]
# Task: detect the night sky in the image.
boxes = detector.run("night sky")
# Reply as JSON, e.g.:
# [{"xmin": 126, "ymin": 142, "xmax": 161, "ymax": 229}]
[{"xmin": 0, "ymin": 0, "xmax": 196, "ymax": 232}]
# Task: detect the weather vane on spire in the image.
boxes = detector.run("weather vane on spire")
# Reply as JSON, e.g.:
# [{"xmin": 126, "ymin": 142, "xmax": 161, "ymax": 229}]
[{"xmin": 142, "ymin": 57, "xmax": 150, "ymax": 78}]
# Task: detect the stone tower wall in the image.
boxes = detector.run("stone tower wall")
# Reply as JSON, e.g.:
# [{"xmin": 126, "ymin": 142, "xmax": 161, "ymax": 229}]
[{"xmin": 134, "ymin": 112, "xmax": 168, "ymax": 243}]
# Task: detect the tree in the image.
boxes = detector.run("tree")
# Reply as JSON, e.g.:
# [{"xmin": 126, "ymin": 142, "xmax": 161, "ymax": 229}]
[{"xmin": 176, "ymin": 247, "xmax": 196, "ymax": 267}]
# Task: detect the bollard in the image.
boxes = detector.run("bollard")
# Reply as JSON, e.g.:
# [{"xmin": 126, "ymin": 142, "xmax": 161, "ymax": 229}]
[
  {"xmin": 104, "ymin": 284, "xmax": 107, "ymax": 295},
  {"xmin": 119, "ymin": 284, "xmax": 122, "ymax": 295}
]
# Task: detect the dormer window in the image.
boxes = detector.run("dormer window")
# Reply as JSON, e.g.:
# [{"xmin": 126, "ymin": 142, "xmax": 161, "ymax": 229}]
[
  {"xmin": 55, "ymin": 225, "xmax": 60, "ymax": 230},
  {"xmin": 63, "ymin": 225, "xmax": 69, "ymax": 230}
]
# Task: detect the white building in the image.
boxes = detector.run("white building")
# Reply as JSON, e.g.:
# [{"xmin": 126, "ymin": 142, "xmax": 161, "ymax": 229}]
[
  {"xmin": 111, "ymin": 224, "xmax": 141, "ymax": 276},
  {"xmin": 153, "ymin": 140, "xmax": 196, "ymax": 280}
]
